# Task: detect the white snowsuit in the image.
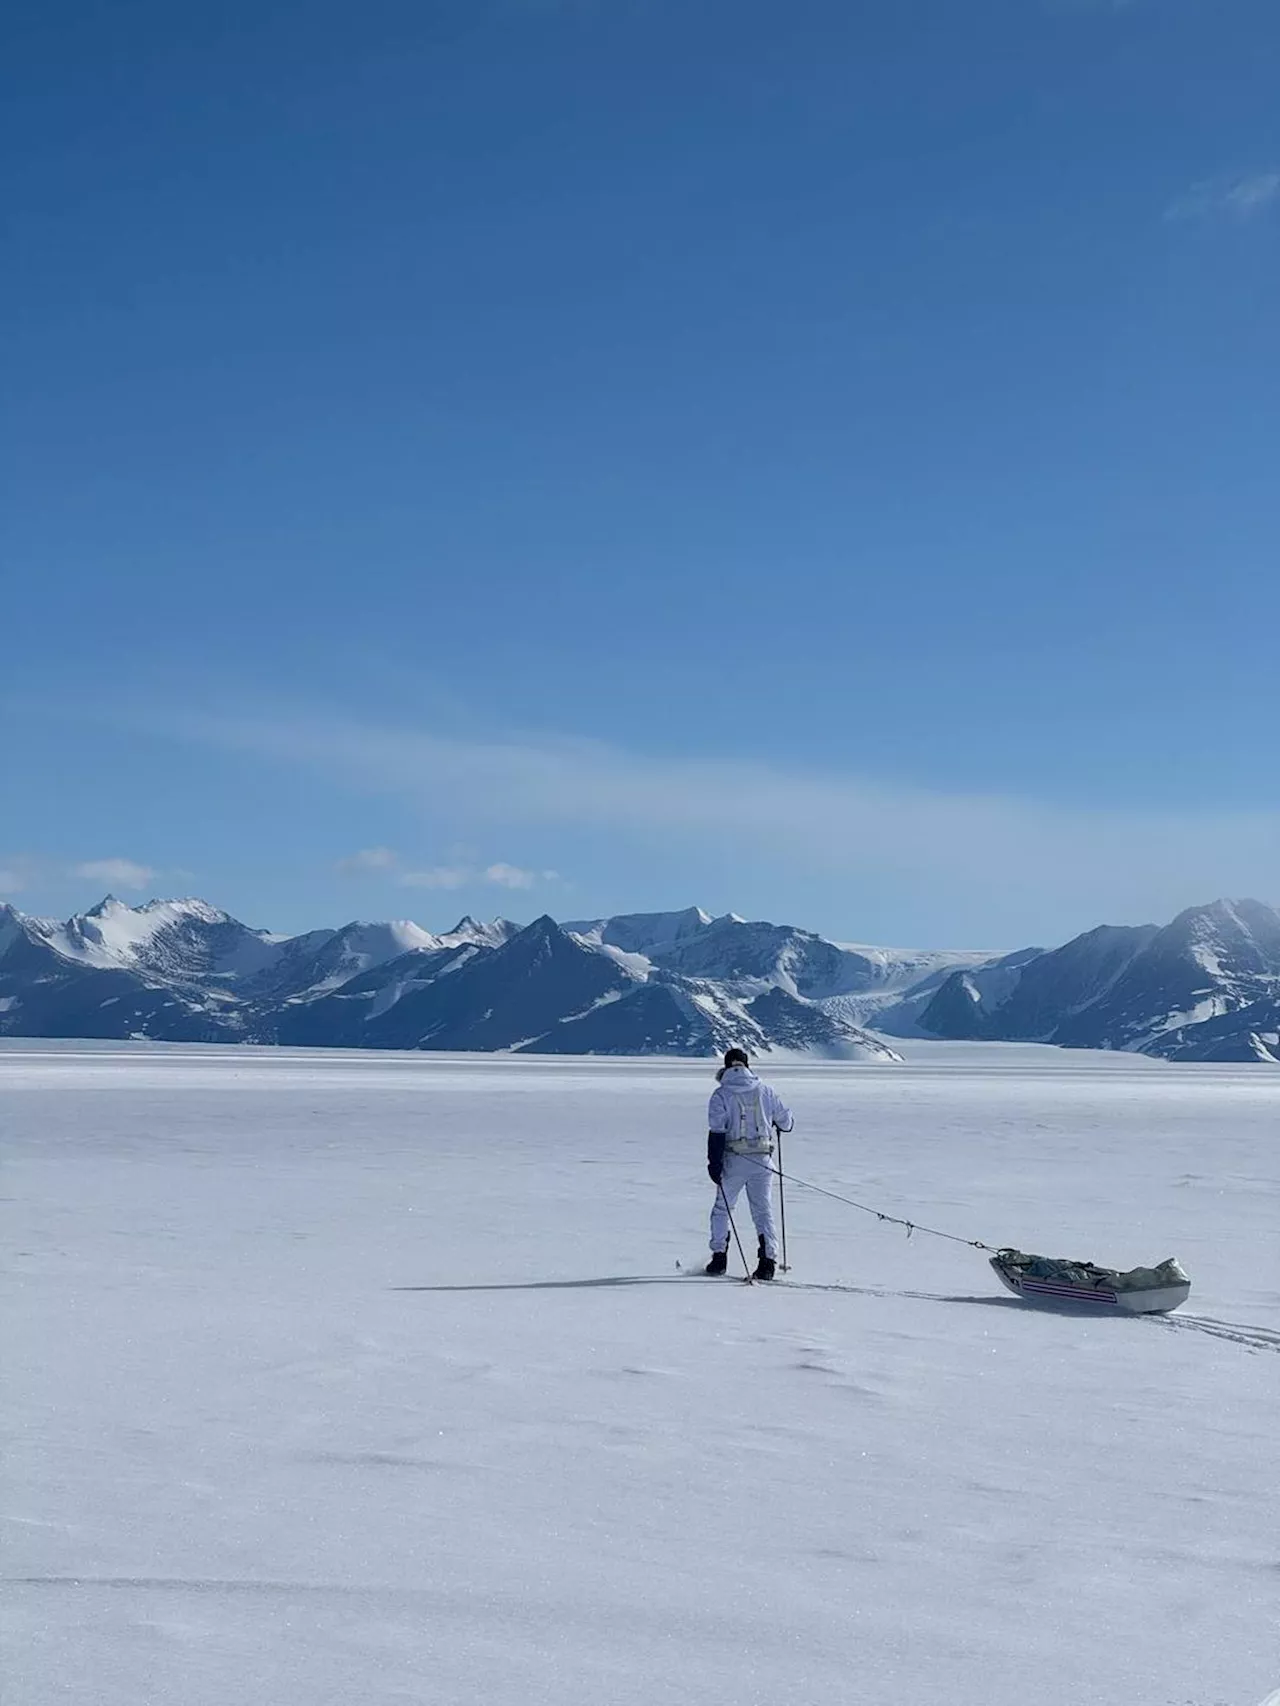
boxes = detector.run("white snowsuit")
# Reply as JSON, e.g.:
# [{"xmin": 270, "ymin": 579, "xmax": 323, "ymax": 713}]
[{"xmin": 708, "ymin": 1066, "xmax": 793, "ymax": 1260}]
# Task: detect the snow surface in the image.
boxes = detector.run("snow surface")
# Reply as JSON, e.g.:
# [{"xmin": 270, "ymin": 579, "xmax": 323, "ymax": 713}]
[
  {"xmin": 436, "ymin": 916, "xmax": 516, "ymax": 951},
  {"xmin": 832, "ymin": 943, "xmax": 1008, "ymax": 988},
  {"xmin": 292, "ymin": 922, "xmax": 444, "ymax": 997},
  {"xmin": 3, "ymin": 1041, "xmax": 1278, "ymax": 1706},
  {"xmin": 564, "ymin": 908, "xmax": 714, "ymax": 957},
  {"xmin": 13, "ymin": 898, "xmax": 506, "ymax": 991},
  {"xmin": 819, "ymin": 946, "xmax": 1014, "ymax": 1032},
  {"xmin": 564, "ymin": 934, "xmax": 654, "ymax": 979},
  {"xmin": 24, "ymin": 897, "xmax": 233, "ymax": 969}
]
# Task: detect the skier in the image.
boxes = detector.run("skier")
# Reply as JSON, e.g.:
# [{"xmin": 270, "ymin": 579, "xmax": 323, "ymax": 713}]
[{"xmin": 705, "ymin": 1048, "xmax": 793, "ymax": 1281}]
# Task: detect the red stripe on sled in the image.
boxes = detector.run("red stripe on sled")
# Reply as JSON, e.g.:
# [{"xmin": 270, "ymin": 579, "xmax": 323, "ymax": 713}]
[{"xmin": 1019, "ymin": 1279, "xmax": 1119, "ymax": 1306}]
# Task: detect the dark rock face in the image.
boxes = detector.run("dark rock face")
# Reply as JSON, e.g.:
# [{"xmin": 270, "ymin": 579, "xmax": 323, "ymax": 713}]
[
  {"xmin": 741, "ymin": 987, "xmax": 900, "ymax": 1058},
  {"xmin": 6, "ymin": 893, "xmax": 1275, "ymax": 1063},
  {"xmin": 650, "ymin": 916, "xmax": 880, "ymax": 1000},
  {"xmin": 1154, "ymin": 998, "xmax": 1280, "ymax": 1064},
  {"xmin": 919, "ymin": 900, "xmax": 1280, "ymax": 1062},
  {"xmin": 524, "ymin": 982, "xmax": 718, "ymax": 1057},
  {"xmin": 357, "ymin": 917, "xmax": 634, "ymax": 1052},
  {"xmin": 0, "ymin": 899, "xmax": 900, "ymax": 1059},
  {"xmin": 0, "ymin": 908, "xmax": 243, "ymax": 1043},
  {"xmin": 269, "ymin": 944, "xmax": 485, "ymax": 1047}
]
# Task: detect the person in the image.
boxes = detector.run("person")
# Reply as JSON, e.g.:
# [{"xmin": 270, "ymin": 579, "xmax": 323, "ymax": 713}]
[{"xmin": 705, "ymin": 1048, "xmax": 793, "ymax": 1281}]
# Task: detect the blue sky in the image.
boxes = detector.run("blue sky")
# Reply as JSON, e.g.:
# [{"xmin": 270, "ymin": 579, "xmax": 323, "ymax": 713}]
[{"xmin": 3, "ymin": 0, "xmax": 1277, "ymax": 946}]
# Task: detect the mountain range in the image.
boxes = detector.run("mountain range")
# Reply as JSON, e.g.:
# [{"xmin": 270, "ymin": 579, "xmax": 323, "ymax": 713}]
[
  {"xmin": 916, "ymin": 897, "xmax": 1280, "ymax": 1064},
  {"xmin": 0, "ymin": 897, "xmax": 931, "ymax": 1060},
  {"xmin": 1, "ymin": 895, "xmax": 1276, "ymax": 1063}
]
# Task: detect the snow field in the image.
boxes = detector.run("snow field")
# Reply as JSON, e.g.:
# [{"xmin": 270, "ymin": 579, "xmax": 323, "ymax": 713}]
[{"xmin": 3, "ymin": 1042, "xmax": 1278, "ymax": 1706}]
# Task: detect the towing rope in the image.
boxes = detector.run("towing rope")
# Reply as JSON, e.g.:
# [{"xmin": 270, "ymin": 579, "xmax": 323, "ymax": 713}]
[{"xmin": 742, "ymin": 1153, "xmax": 997, "ymax": 1254}]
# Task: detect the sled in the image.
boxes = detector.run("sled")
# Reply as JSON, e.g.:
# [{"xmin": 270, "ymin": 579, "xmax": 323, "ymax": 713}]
[{"xmin": 990, "ymin": 1248, "xmax": 1191, "ymax": 1314}]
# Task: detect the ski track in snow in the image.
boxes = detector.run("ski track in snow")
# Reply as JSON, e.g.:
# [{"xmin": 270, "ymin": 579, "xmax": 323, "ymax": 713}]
[
  {"xmin": 2, "ymin": 1040, "xmax": 1278, "ymax": 1706},
  {"xmin": 1155, "ymin": 1314, "xmax": 1280, "ymax": 1355}
]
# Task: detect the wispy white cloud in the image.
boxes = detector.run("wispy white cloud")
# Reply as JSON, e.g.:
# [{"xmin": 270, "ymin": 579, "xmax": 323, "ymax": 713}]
[
  {"xmin": 74, "ymin": 859, "xmax": 157, "ymax": 891},
  {"xmin": 1165, "ymin": 171, "xmax": 1280, "ymax": 224},
  {"xmin": 0, "ymin": 865, "xmax": 26, "ymax": 895},
  {"xmin": 399, "ymin": 861, "xmax": 551, "ymax": 891},
  {"xmin": 338, "ymin": 845, "xmax": 553, "ymax": 892},
  {"xmin": 162, "ymin": 706, "xmax": 1280, "ymax": 932},
  {"xmin": 398, "ymin": 865, "xmax": 473, "ymax": 890},
  {"xmin": 336, "ymin": 846, "xmax": 400, "ymax": 875},
  {"xmin": 484, "ymin": 863, "xmax": 539, "ymax": 890}
]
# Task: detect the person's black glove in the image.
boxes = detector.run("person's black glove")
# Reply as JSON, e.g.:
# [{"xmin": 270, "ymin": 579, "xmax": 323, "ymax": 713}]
[{"xmin": 706, "ymin": 1130, "xmax": 726, "ymax": 1186}]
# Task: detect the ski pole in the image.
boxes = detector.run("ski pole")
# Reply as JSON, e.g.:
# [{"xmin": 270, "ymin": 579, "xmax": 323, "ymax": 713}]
[
  {"xmin": 718, "ymin": 1182, "xmax": 754, "ymax": 1283},
  {"xmin": 775, "ymin": 1125, "xmax": 789, "ymax": 1272}
]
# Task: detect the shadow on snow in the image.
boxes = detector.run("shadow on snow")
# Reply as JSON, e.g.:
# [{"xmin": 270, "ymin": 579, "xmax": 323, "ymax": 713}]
[
  {"xmin": 391, "ymin": 1275, "xmax": 1029, "ymax": 1308},
  {"xmin": 389, "ymin": 1278, "xmax": 1280, "ymax": 1346}
]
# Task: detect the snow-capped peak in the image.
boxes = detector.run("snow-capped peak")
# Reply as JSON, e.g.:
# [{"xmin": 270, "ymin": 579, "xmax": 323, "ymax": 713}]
[
  {"xmin": 440, "ymin": 916, "xmax": 520, "ymax": 949},
  {"xmin": 1168, "ymin": 897, "xmax": 1280, "ymax": 981},
  {"xmin": 563, "ymin": 907, "xmax": 714, "ymax": 958},
  {"xmin": 82, "ymin": 893, "xmax": 128, "ymax": 917},
  {"xmin": 30, "ymin": 897, "xmax": 192, "ymax": 967},
  {"xmin": 331, "ymin": 919, "xmax": 439, "ymax": 957},
  {"xmin": 4, "ymin": 893, "xmax": 1275, "ymax": 1064},
  {"xmin": 20, "ymin": 896, "xmax": 274, "ymax": 983}
]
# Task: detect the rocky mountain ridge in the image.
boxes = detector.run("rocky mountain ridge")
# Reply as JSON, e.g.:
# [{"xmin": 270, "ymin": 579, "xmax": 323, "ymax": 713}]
[
  {"xmin": 2, "ymin": 895, "xmax": 1275, "ymax": 1062},
  {"xmin": 0, "ymin": 897, "xmax": 917, "ymax": 1060},
  {"xmin": 917, "ymin": 898, "xmax": 1280, "ymax": 1063}
]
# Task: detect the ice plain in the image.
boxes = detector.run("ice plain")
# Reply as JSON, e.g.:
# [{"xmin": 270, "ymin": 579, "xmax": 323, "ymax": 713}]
[{"xmin": 3, "ymin": 1039, "xmax": 1278, "ymax": 1706}]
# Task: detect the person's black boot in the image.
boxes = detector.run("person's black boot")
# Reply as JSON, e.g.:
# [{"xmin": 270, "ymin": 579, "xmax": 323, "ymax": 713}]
[
  {"xmin": 754, "ymin": 1251, "xmax": 777, "ymax": 1282},
  {"xmin": 705, "ymin": 1249, "xmax": 728, "ymax": 1276}
]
